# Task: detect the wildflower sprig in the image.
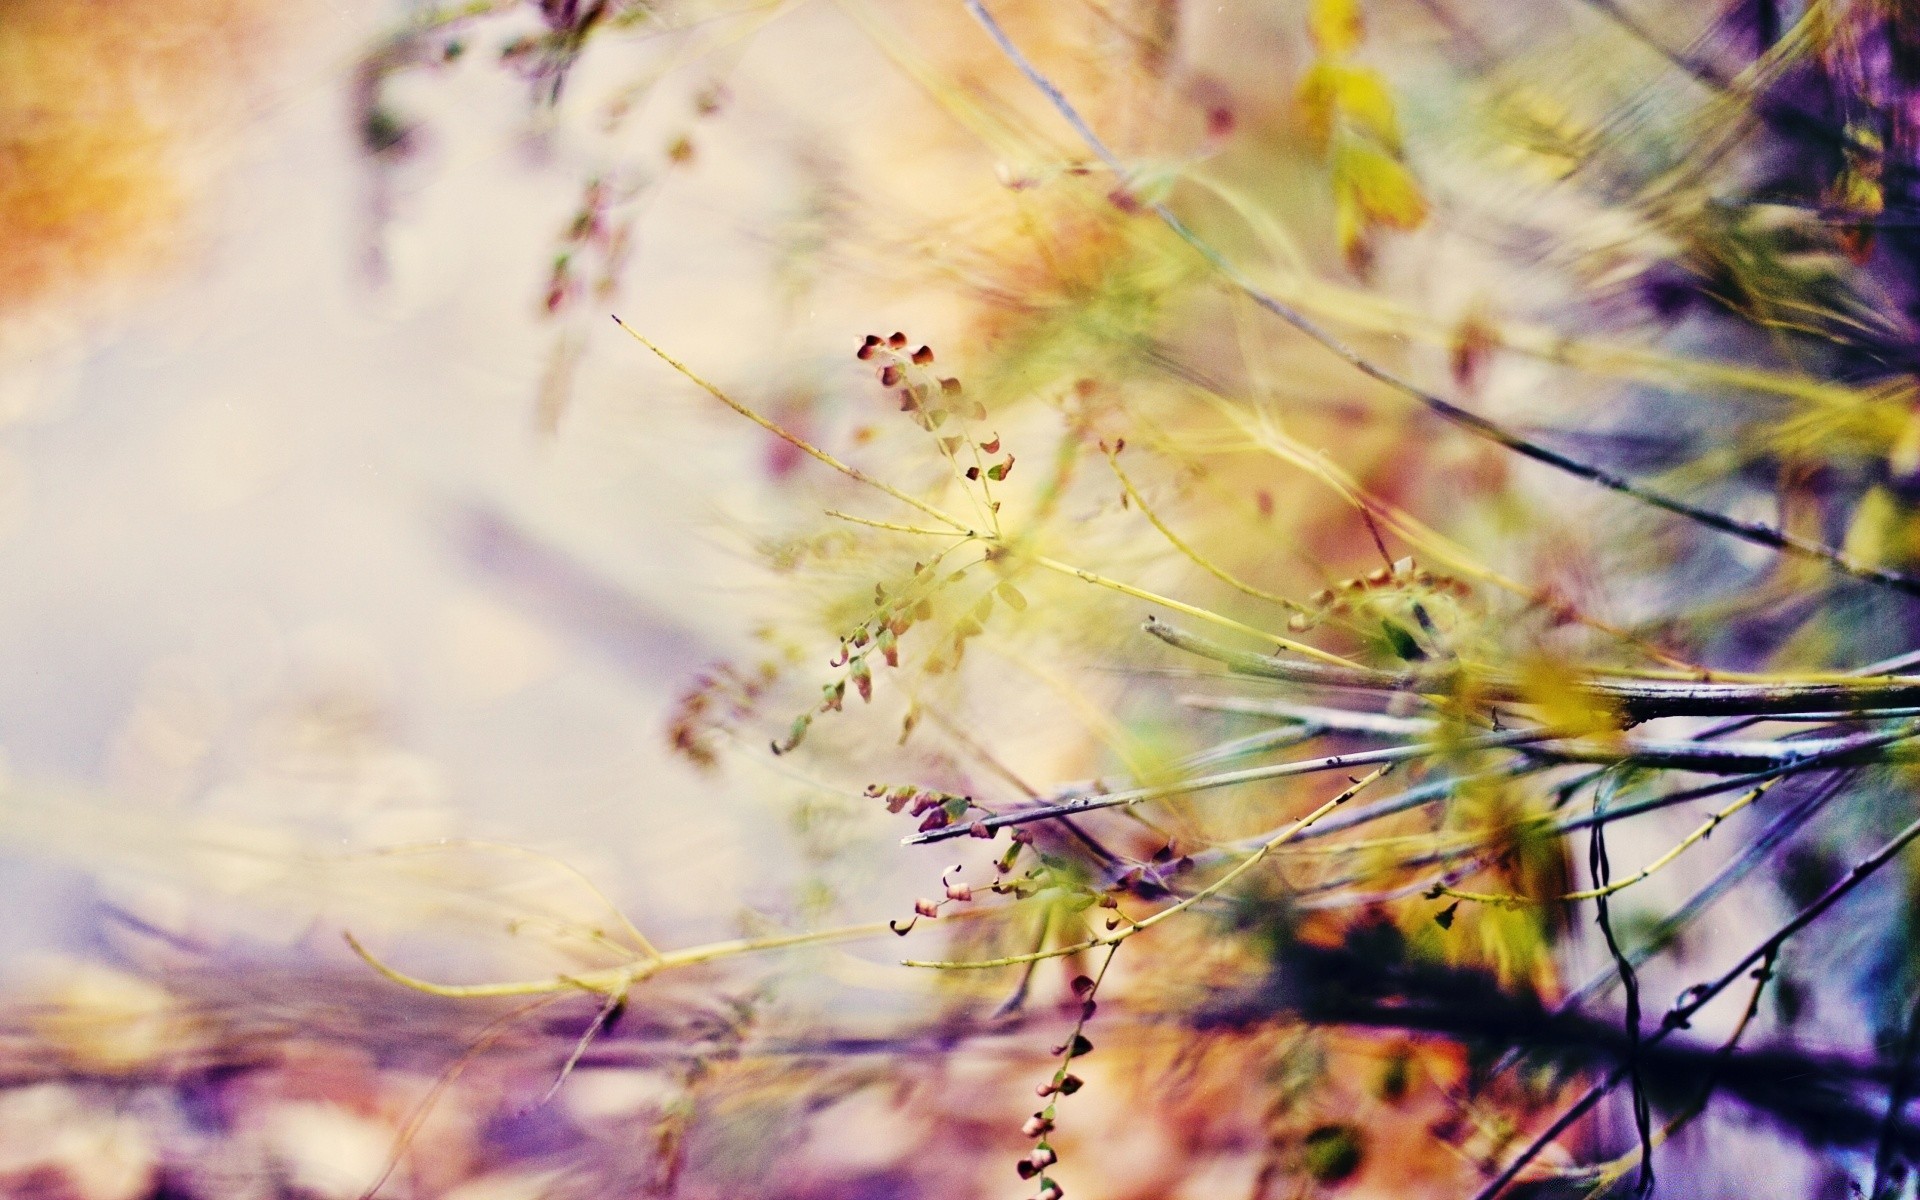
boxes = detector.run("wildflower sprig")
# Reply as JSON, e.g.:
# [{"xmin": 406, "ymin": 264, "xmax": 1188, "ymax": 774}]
[
  {"xmin": 613, "ymin": 318, "xmax": 1361, "ymax": 762},
  {"xmin": 856, "ymin": 331, "xmax": 1012, "ymax": 537},
  {"xmin": 1015, "ymin": 949, "xmax": 1116, "ymax": 1200}
]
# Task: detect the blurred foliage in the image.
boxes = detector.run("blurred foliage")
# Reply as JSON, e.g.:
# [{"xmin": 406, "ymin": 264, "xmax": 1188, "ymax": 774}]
[
  {"xmin": 0, "ymin": 0, "xmax": 274, "ymax": 324},
  {"xmin": 21, "ymin": 0, "xmax": 1920, "ymax": 1198}
]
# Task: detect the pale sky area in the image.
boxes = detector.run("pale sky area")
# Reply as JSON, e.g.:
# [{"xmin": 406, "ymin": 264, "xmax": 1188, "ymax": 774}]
[{"xmin": 0, "ymin": 0, "xmax": 915, "ymax": 972}]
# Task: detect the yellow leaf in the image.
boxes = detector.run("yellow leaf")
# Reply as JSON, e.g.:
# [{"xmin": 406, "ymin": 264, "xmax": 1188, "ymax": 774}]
[
  {"xmin": 1844, "ymin": 484, "xmax": 1899, "ymax": 568},
  {"xmin": 1517, "ymin": 652, "xmax": 1621, "ymax": 738},
  {"xmin": 1298, "ymin": 61, "xmax": 1400, "ymax": 149},
  {"xmin": 1308, "ymin": 0, "xmax": 1364, "ymax": 57},
  {"xmin": 1332, "ymin": 133, "xmax": 1428, "ymax": 245}
]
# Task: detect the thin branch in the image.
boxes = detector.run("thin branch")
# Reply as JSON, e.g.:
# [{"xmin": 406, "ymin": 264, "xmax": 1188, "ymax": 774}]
[
  {"xmin": 1177, "ymin": 695, "xmax": 1436, "ymax": 738},
  {"xmin": 1025, "ymin": 554, "xmax": 1356, "ymax": 668},
  {"xmin": 1555, "ymin": 770, "xmax": 1852, "ymax": 1013},
  {"xmin": 905, "ymin": 765, "xmax": 1395, "ymax": 968},
  {"xmin": 1588, "ymin": 771, "xmax": 1654, "ymax": 1197},
  {"xmin": 1146, "ymin": 617, "xmax": 1920, "ymax": 718},
  {"xmin": 614, "ymin": 317, "xmax": 970, "ymax": 532},
  {"xmin": 1284, "ymin": 752, "xmax": 1883, "ymax": 899},
  {"xmin": 357, "ymin": 993, "xmax": 568, "ymax": 1200},
  {"xmin": 1103, "ymin": 446, "xmax": 1304, "ymax": 610},
  {"xmin": 824, "ymin": 509, "xmax": 972, "ymax": 537},
  {"xmin": 1438, "ymin": 778, "xmax": 1776, "ymax": 907},
  {"xmin": 906, "ymin": 725, "xmax": 1569, "ymax": 845},
  {"xmin": 919, "ymin": 694, "xmax": 1918, "ymax": 847}
]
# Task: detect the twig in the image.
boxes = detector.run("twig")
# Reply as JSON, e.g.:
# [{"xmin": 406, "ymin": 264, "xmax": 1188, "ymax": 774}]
[
  {"xmin": 905, "ymin": 765, "xmax": 1395, "ymax": 968},
  {"xmin": 906, "ymin": 726, "xmax": 1566, "ymax": 845},
  {"xmin": 614, "ymin": 316, "xmax": 970, "ymax": 532},
  {"xmin": 1177, "ymin": 695, "xmax": 1437, "ymax": 738},
  {"xmin": 1437, "ymin": 777, "xmax": 1778, "ymax": 907},
  {"xmin": 1588, "ymin": 771, "xmax": 1654, "ymax": 1197},
  {"xmin": 1555, "ymin": 771, "xmax": 1852, "ymax": 1013},
  {"xmin": 1146, "ymin": 617, "xmax": 1920, "ymax": 718},
  {"xmin": 1103, "ymin": 446, "xmax": 1304, "ymax": 610}
]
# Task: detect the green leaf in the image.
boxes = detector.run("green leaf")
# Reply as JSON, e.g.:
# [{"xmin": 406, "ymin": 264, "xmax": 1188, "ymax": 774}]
[
  {"xmin": 772, "ymin": 713, "xmax": 812, "ymax": 755},
  {"xmin": 1381, "ymin": 619, "xmax": 1422, "ymax": 660}
]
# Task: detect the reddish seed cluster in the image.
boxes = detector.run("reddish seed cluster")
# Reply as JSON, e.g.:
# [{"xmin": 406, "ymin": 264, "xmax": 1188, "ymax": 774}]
[
  {"xmin": 885, "ymin": 862, "xmax": 990, "ymax": 935},
  {"xmin": 854, "ymin": 335, "xmax": 1010, "ymax": 483},
  {"xmin": 1287, "ymin": 555, "xmax": 1471, "ymax": 632},
  {"xmin": 1015, "ymin": 971, "xmax": 1103, "ymax": 1199},
  {"xmin": 863, "ymin": 784, "xmax": 987, "ymax": 835},
  {"xmin": 665, "ymin": 661, "xmax": 775, "ymax": 769},
  {"xmin": 772, "ymin": 562, "xmax": 957, "ymax": 755},
  {"xmin": 543, "ymin": 176, "xmax": 636, "ymax": 317}
]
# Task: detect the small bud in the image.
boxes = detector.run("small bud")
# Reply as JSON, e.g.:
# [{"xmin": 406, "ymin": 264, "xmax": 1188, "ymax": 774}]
[
  {"xmin": 1026, "ymin": 1147, "xmax": 1058, "ymax": 1172},
  {"xmin": 914, "ymin": 898, "xmax": 941, "ymax": 918},
  {"xmin": 887, "ymin": 331, "xmax": 908, "ymax": 348},
  {"xmin": 946, "ymin": 883, "xmax": 973, "ymax": 902},
  {"xmin": 1022, "ymin": 1114, "xmax": 1054, "ymax": 1138},
  {"xmin": 1035, "ymin": 1181, "xmax": 1064, "ymax": 1200},
  {"xmin": 912, "ymin": 345, "xmax": 934, "ymax": 365},
  {"xmin": 968, "ymin": 820, "xmax": 994, "ymax": 839},
  {"xmin": 880, "ymin": 364, "xmax": 902, "ymax": 387}
]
